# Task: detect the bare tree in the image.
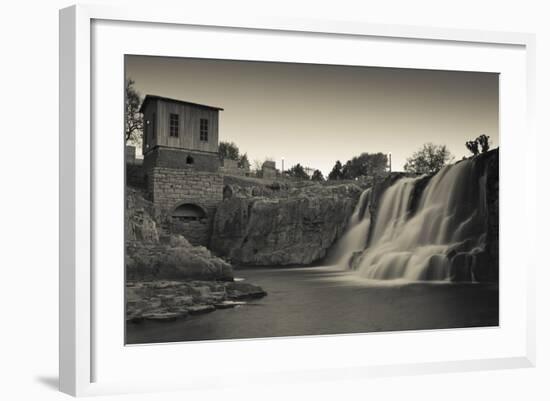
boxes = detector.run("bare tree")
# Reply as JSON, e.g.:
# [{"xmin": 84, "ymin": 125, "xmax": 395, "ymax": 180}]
[
  {"xmin": 125, "ymin": 79, "xmax": 143, "ymax": 145},
  {"xmin": 252, "ymin": 159, "xmax": 263, "ymax": 177}
]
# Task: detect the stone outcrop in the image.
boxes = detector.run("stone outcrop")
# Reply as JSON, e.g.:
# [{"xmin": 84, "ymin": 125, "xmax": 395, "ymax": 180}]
[
  {"xmin": 126, "ymin": 235, "xmax": 233, "ymax": 281},
  {"xmin": 478, "ymin": 148, "xmax": 499, "ymax": 281},
  {"xmin": 126, "ymin": 188, "xmax": 160, "ymax": 243},
  {"xmin": 210, "ymin": 183, "xmax": 362, "ymax": 266},
  {"xmin": 125, "ymin": 189, "xmax": 233, "ymax": 281}
]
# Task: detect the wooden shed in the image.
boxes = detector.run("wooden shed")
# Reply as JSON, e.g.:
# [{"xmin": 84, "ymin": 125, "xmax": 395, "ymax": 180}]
[{"xmin": 139, "ymin": 95, "xmax": 223, "ymax": 172}]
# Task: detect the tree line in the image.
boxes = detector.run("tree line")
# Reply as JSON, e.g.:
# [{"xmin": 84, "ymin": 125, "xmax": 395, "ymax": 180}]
[{"xmin": 327, "ymin": 153, "xmax": 388, "ymax": 181}]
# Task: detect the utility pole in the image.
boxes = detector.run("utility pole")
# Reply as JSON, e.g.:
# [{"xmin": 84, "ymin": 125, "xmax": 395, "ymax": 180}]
[{"xmin": 281, "ymin": 157, "xmax": 285, "ymax": 174}]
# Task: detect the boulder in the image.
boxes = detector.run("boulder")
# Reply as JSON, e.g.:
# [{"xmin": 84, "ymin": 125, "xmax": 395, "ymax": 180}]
[
  {"xmin": 126, "ymin": 235, "xmax": 234, "ymax": 281},
  {"xmin": 187, "ymin": 305, "xmax": 216, "ymax": 315},
  {"xmin": 225, "ymin": 282, "xmax": 268, "ymax": 300}
]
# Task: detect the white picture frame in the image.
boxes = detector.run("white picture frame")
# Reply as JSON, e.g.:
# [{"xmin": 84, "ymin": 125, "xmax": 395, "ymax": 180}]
[{"xmin": 59, "ymin": 4, "xmax": 536, "ymax": 397}]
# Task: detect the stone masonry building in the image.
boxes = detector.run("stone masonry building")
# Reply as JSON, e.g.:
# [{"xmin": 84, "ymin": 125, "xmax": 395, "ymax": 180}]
[{"xmin": 140, "ymin": 95, "xmax": 224, "ymax": 246}]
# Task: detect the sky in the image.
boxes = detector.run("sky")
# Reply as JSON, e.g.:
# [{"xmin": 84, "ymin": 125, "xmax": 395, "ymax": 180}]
[{"xmin": 126, "ymin": 55, "xmax": 499, "ymax": 176}]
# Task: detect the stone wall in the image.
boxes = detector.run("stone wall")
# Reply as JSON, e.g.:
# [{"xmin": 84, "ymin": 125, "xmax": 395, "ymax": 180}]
[
  {"xmin": 126, "ymin": 145, "xmax": 136, "ymax": 164},
  {"xmin": 147, "ymin": 167, "xmax": 223, "ymax": 246},
  {"xmin": 126, "ymin": 163, "xmax": 146, "ymax": 189},
  {"xmin": 143, "ymin": 146, "xmax": 220, "ymax": 173}
]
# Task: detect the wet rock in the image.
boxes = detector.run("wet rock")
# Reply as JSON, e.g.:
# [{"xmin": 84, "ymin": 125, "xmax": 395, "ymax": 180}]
[
  {"xmin": 187, "ymin": 305, "xmax": 216, "ymax": 315},
  {"xmin": 198, "ymin": 291, "xmax": 226, "ymax": 304},
  {"xmin": 215, "ymin": 300, "xmax": 246, "ymax": 309},
  {"xmin": 420, "ymin": 254, "xmax": 449, "ymax": 281},
  {"xmin": 450, "ymin": 253, "xmax": 474, "ymax": 282},
  {"xmin": 147, "ymin": 297, "xmax": 162, "ymax": 309},
  {"xmin": 172, "ymin": 295, "xmax": 194, "ymax": 306},
  {"xmin": 142, "ymin": 311, "xmax": 180, "ymax": 321},
  {"xmin": 225, "ymin": 282, "xmax": 267, "ymax": 300},
  {"xmin": 471, "ymin": 250, "xmax": 493, "ymax": 282},
  {"xmin": 348, "ymin": 251, "xmax": 363, "ymax": 270},
  {"xmin": 483, "ymin": 149, "xmax": 499, "ymax": 282}
]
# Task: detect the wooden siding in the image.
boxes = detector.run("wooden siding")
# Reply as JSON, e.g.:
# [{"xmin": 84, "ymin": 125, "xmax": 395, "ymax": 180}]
[
  {"xmin": 151, "ymin": 99, "xmax": 219, "ymax": 153},
  {"xmin": 141, "ymin": 99, "xmax": 158, "ymax": 155}
]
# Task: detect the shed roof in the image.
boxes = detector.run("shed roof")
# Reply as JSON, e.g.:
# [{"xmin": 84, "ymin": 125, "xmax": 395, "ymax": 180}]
[{"xmin": 139, "ymin": 95, "xmax": 224, "ymax": 113}]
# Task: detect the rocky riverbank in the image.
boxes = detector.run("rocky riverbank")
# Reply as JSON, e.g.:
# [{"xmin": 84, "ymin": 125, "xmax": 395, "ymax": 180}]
[
  {"xmin": 125, "ymin": 188, "xmax": 268, "ymax": 323},
  {"xmin": 126, "ymin": 280, "xmax": 267, "ymax": 323}
]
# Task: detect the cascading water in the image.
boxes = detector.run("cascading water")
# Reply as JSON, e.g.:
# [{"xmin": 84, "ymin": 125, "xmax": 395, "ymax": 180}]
[
  {"xmin": 325, "ymin": 188, "xmax": 372, "ymax": 268},
  {"xmin": 333, "ymin": 157, "xmax": 491, "ymax": 282}
]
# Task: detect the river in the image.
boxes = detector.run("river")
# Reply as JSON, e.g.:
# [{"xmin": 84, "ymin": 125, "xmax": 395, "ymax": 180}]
[{"xmin": 126, "ymin": 265, "xmax": 498, "ymax": 345}]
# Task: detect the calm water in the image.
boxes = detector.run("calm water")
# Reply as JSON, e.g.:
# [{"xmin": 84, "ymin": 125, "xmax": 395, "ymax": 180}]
[{"xmin": 126, "ymin": 266, "xmax": 498, "ymax": 345}]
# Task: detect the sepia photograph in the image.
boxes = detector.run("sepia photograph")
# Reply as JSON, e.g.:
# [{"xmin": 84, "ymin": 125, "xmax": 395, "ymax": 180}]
[{"xmin": 124, "ymin": 56, "xmax": 499, "ymax": 345}]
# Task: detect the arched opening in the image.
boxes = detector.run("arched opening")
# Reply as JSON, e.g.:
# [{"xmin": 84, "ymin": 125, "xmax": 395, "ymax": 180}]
[
  {"xmin": 223, "ymin": 185, "xmax": 234, "ymax": 200},
  {"xmin": 186, "ymin": 155, "xmax": 194, "ymax": 165},
  {"xmin": 172, "ymin": 203, "xmax": 206, "ymax": 222}
]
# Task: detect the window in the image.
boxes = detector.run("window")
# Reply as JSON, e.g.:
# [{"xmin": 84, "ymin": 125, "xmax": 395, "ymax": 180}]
[
  {"xmin": 186, "ymin": 155, "xmax": 194, "ymax": 165},
  {"xmin": 169, "ymin": 113, "xmax": 179, "ymax": 137},
  {"xmin": 200, "ymin": 118, "xmax": 209, "ymax": 142}
]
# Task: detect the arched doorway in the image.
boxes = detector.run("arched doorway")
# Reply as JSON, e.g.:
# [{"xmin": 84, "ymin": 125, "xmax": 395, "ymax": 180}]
[
  {"xmin": 171, "ymin": 203, "xmax": 209, "ymax": 246},
  {"xmin": 172, "ymin": 203, "xmax": 206, "ymax": 221}
]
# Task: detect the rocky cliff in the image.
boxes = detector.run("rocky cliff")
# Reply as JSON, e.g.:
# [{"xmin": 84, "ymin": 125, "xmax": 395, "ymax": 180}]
[
  {"xmin": 210, "ymin": 182, "xmax": 362, "ymax": 266},
  {"xmin": 479, "ymin": 148, "xmax": 499, "ymax": 281},
  {"xmin": 126, "ymin": 188, "xmax": 160, "ymax": 243}
]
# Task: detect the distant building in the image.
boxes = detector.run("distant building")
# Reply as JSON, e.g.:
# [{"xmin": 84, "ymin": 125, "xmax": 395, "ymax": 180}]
[
  {"xmin": 220, "ymin": 158, "xmax": 250, "ymax": 176},
  {"xmin": 261, "ymin": 160, "xmax": 277, "ymax": 179},
  {"xmin": 140, "ymin": 95, "xmax": 224, "ymax": 246}
]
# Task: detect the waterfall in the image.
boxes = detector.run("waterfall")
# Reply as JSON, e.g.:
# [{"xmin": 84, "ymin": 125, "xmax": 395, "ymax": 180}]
[
  {"xmin": 325, "ymin": 188, "xmax": 372, "ymax": 268},
  {"xmin": 338, "ymin": 157, "xmax": 490, "ymax": 282}
]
